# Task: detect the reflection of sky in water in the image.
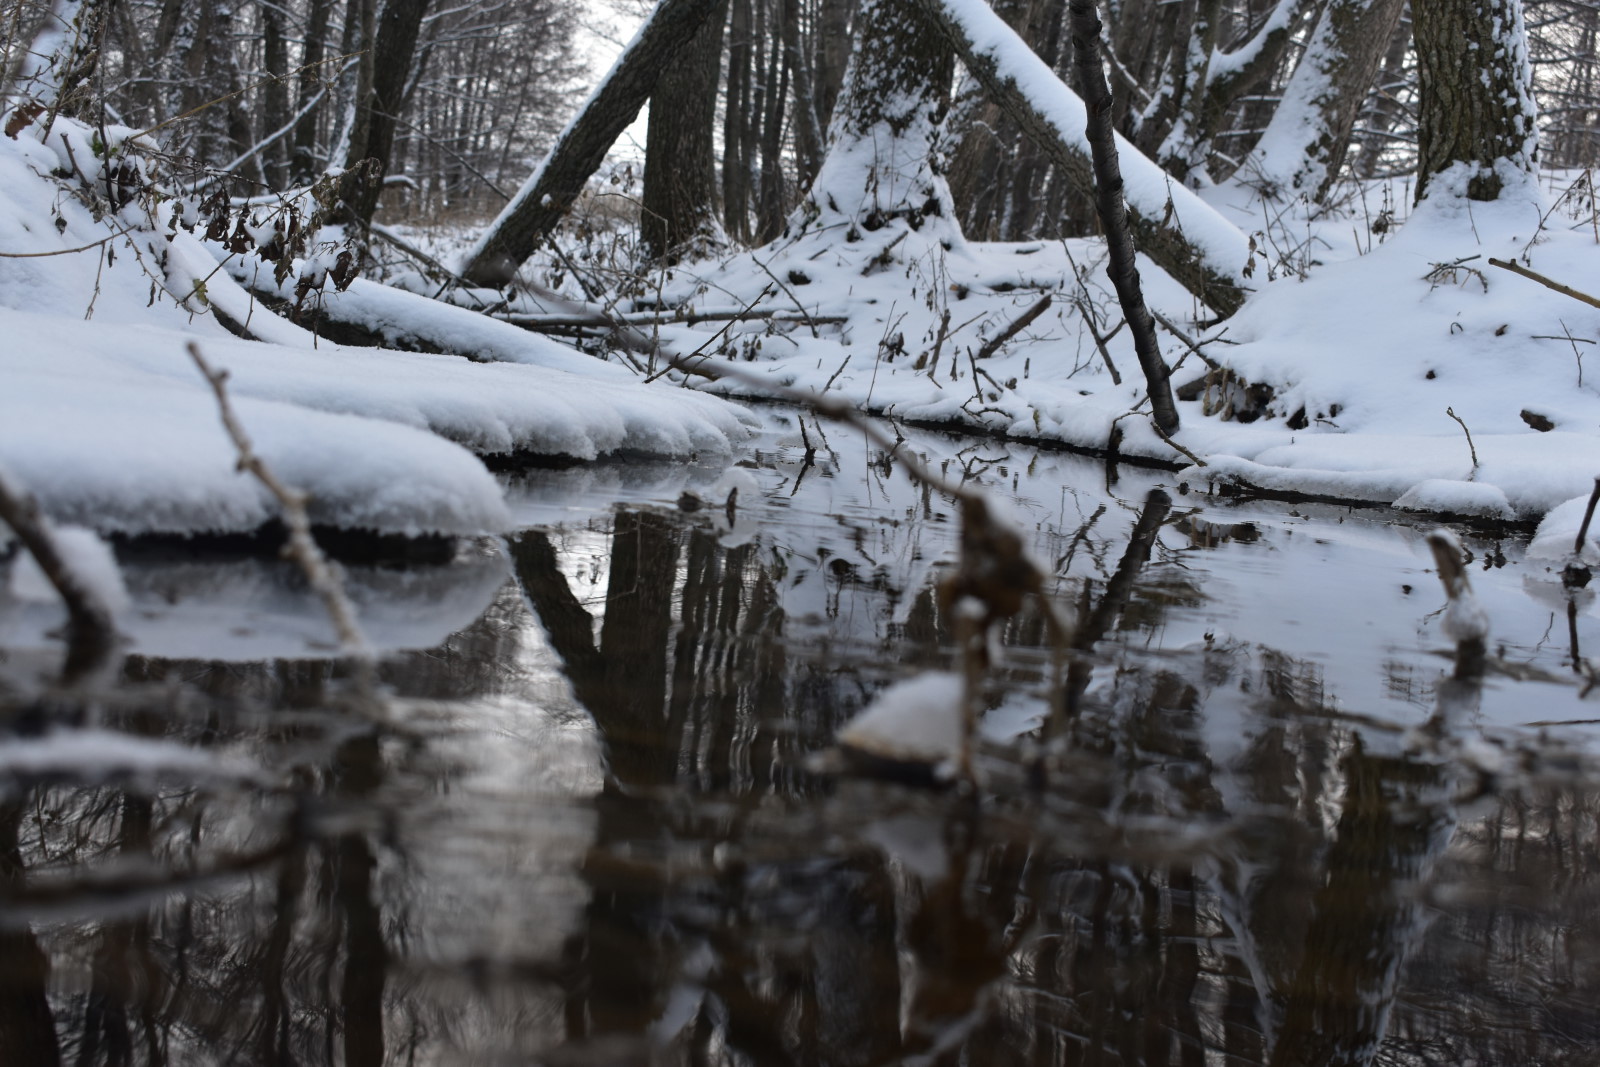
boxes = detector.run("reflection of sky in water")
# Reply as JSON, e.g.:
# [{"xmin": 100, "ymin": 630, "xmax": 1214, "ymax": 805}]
[
  {"xmin": 2, "ymin": 407, "xmax": 1598, "ymax": 1065},
  {"xmin": 508, "ymin": 407, "xmax": 1600, "ymax": 742}
]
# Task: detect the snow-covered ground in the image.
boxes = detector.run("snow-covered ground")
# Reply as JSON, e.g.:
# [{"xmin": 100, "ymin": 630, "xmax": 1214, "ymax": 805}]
[
  {"xmin": 8, "ymin": 96, "xmax": 1600, "ymax": 556},
  {"xmin": 507, "ymin": 163, "xmax": 1600, "ymax": 538},
  {"xmin": 0, "ymin": 116, "xmax": 755, "ymax": 541}
]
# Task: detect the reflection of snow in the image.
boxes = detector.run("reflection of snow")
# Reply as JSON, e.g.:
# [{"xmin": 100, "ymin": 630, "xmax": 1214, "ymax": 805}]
[{"xmin": 0, "ymin": 538, "xmax": 510, "ymax": 664}]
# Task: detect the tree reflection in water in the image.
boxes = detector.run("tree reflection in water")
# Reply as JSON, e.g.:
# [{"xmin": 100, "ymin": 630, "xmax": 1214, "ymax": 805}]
[{"xmin": 1, "ymin": 455, "xmax": 1599, "ymax": 1065}]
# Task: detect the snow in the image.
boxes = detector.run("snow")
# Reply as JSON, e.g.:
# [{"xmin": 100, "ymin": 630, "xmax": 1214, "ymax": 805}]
[
  {"xmin": 1527, "ymin": 488, "xmax": 1600, "ymax": 563},
  {"xmin": 836, "ymin": 670, "xmax": 965, "ymax": 767},
  {"xmin": 0, "ymin": 115, "xmax": 754, "ymax": 540},
  {"xmin": 1, "ymin": 311, "xmax": 512, "ymax": 537}
]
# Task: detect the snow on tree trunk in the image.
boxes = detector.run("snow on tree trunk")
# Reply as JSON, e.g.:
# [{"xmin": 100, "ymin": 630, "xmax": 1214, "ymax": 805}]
[
  {"xmin": 18, "ymin": 0, "xmax": 110, "ymax": 122},
  {"xmin": 1142, "ymin": 0, "xmax": 1301, "ymax": 186},
  {"xmin": 788, "ymin": 0, "xmax": 956, "ymax": 239},
  {"xmin": 1413, "ymin": 0, "xmax": 1539, "ymax": 202},
  {"xmin": 1246, "ymin": 0, "xmax": 1409, "ymax": 203},
  {"xmin": 459, "ymin": 0, "xmax": 724, "ymax": 286},
  {"xmin": 913, "ymin": 0, "xmax": 1252, "ymax": 316}
]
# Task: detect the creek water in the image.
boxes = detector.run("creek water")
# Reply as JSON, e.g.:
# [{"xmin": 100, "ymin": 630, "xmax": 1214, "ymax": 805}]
[{"xmin": 1, "ymin": 411, "xmax": 1598, "ymax": 1066}]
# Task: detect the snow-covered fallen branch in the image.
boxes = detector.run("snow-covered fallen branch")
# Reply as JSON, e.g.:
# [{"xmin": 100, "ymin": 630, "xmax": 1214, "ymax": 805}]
[{"xmin": 912, "ymin": 0, "xmax": 1252, "ymax": 315}]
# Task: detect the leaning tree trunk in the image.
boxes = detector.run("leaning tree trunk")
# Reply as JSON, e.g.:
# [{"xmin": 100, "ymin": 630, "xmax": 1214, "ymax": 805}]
[
  {"xmin": 20, "ymin": 0, "xmax": 112, "ymax": 122},
  {"xmin": 912, "ymin": 0, "xmax": 1250, "ymax": 316},
  {"xmin": 1069, "ymin": 0, "xmax": 1180, "ymax": 434},
  {"xmin": 459, "ymin": 0, "xmax": 725, "ymax": 286},
  {"xmin": 791, "ymin": 0, "xmax": 955, "ymax": 239},
  {"xmin": 641, "ymin": 0, "xmax": 728, "ymax": 260},
  {"xmin": 1246, "ymin": 0, "xmax": 1410, "ymax": 202},
  {"xmin": 1412, "ymin": 0, "xmax": 1538, "ymax": 202}
]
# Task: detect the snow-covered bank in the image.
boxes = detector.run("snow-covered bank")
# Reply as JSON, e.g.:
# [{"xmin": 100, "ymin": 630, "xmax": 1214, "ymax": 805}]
[
  {"xmin": 541, "ymin": 166, "xmax": 1600, "ymax": 528},
  {"xmin": 0, "ymin": 116, "xmax": 755, "ymax": 540}
]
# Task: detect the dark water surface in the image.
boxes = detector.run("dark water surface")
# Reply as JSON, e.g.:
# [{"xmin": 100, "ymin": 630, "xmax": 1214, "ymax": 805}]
[{"xmin": 2, "ymin": 414, "xmax": 1599, "ymax": 1066}]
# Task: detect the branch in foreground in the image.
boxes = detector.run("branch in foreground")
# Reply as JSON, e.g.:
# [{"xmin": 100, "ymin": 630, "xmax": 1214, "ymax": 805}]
[
  {"xmin": 0, "ymin": 464, "xmax": 120, "ymax": 685},
  {"xmin": 186, "ymin": 343, "xmax": 370, "ymax": 660}
]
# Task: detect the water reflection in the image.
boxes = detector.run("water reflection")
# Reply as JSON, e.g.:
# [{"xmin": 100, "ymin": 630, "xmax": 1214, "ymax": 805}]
[{"xmin": 2, "ymin": 416, "xmax": 1599, "ymax": 1064}]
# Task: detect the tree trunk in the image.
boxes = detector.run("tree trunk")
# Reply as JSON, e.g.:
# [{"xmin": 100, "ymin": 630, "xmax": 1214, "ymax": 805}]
[
  {"xmin": 460, "ymin": 0, "xmax": 725, "ymax": 286},
  {"xmin": 911, "ymin": 0, "xmax": 1250, "ymax": 316},
  {"xmin": 261, "ymin": 3, "xmax": 292, "ymax": 189},
  {"xmin": 291, "ymin": 0, "xmax": 334, "ymax": 184},
  {"xmin": 814, "ymin": 0, "xmax": 855, "ymax": 128},
  {"xmin": 1069, "ymin": 0, "xmax": 1180, "ymax": 434},
  {"xmin": 1354, "ymin": 12, "xmax": 1414, "ymax": 179},
  {"xmin": 642, "ymin": 0, "xmax": 728, "ymax": 260},
  {"xmin": 1246, "ymin": 0, "xmax": 1409, "ymax": 202},
  {"xmin": 722, "ymin": 0, "xmax": 754, "ymax": 241},
  {"xmin": 755, "ymin": 3, "xmax": 792, "ymax": 242},
  {"xmin": 1412, "ymin": 0, "xmax": 1538, "ymax": 201},
  {"xmin": 794, "ymin": 0, "xmax": 954, "ymax": 236},
  {"xmin": 782, "ymin": 0, "xmax": 825, "ymax": 184},
  {"xmin": 342, "ymin": 0, "xmax": 429, "ymax": 225},
  {"xmin": 945, "ymin": 0, "xmax": 1040, "ymax": 239}
]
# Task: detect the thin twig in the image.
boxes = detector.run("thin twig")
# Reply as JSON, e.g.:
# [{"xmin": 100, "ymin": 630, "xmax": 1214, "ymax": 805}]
[
  {"xmin": 1152, "ymin": 422, "xmax": 1207, "ymax": 466},
  {"xmin": 1488, "ymin": 257, "xmax": 1600, "ymax": 310},
  {"xmin": 749, "ymin": 252, "xmax": 822, "ymax": 337},
  {"xmin": 1149, "ymin": 308, "xmax": 1225, "ymax": 371},
  {"xmin": 973, "ymin": 295, "xmax": 1052, "ymax": 361},
  {"xmin": 186, "ymin": 342, "xmax": 370, "ymax": 660},
  {"xmin": 0, "ymin": 235, "xmax": 113, "ymax": 258},
  {"xmin": 1445, "ymin": 406, "xmax": 1480, "ymax": 473}
]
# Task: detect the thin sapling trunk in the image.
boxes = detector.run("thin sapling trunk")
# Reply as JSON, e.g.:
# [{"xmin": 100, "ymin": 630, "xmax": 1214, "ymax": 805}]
[{"xmin": 1068, "ymin": 0, "xmax": 1181, "ymax": 434}]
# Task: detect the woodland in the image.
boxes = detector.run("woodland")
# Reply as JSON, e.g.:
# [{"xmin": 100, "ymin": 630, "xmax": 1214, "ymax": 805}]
[
  {"xmin": 8, "ymin": 2, "xmax": 1600, "ymax": 1062},
  {"xmin": 4, "ymin": 0, "xmax": 1600, "ymax": 536}
]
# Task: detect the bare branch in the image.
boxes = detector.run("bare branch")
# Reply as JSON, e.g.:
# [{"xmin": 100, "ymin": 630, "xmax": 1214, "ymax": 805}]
[{"xmin": 186, "ymin": 342, "xmax": 370, "ymax": 659}]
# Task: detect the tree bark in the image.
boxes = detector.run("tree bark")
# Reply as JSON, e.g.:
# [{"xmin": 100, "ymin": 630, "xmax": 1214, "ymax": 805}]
[
  {"xmin": 1069, "ymin": 0, "xmax": 1180, "ymax": 433},
  {"xmin": 261, "ymin": 2, "xmax": 292, "ymax": 189},
  {"xmin": 641, "ymin": 0, "xmax": 728, "ymax": 259},
  {"xmin": 795, "ymin": 0, "xmax": 954, "ymax": 236},
  {"xmin": 912, "ymin": 0, "xmax": 1250, "ymax": 316},
  {"xmin": 460, "ymin": 0, "xmax": 725, "ymax": 286},
  {"xmin": 1247, "ymin": 0, "xmax": 1409, "ymax": 202},
  {"xmin": 1413, "ymin": 0, "xmax": 1538, "ymax": 201},
  {"xmin": 342, "ymin": 0, "xmax": 430, "ymax": 225},
  {"xmin": 291, "ymin": 0, "xmax": 334, "ymax": 184}
]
